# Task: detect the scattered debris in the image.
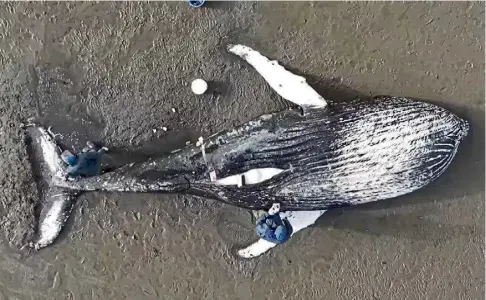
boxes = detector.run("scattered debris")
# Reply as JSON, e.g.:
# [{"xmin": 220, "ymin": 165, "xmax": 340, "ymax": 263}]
[
  {"xmin": 197, "ymin": 137, "xmax": 206, "ymax": 158},
  {"xmin": 196, "ymin": 136, "xmax": 217, "ymax": 182},
  {"xmin": 47, "ymin": 126, "xmax": 62, "ymax": 139},
  {"xmin": 209, "ymin": 170, "xmax": 217, "ymax": 182}
]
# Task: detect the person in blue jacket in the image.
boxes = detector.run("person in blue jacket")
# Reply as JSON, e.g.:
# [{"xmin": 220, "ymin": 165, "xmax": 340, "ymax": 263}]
[
  {"xmin": 255, "ymin": 203, "xmax": 292, "ymax": 244},
  {"xmin": 61, "ymin": 141, "xmax": 108, "ymax": 180}
]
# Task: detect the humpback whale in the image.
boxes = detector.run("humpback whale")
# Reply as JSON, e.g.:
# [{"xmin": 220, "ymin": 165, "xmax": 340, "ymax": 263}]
[{"xmin": 25, "ymin": 45, "xmax": 469, "ymax": 258}]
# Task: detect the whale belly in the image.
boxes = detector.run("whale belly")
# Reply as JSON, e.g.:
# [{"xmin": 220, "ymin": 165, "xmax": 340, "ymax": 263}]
[{"xmin": 276, "ymin": 96, "xmax": 469, "ymax": 208}]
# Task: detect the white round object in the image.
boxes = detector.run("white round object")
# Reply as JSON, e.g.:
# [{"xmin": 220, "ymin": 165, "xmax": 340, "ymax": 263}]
[{"xmin": 191, "ymin": 79, "xmax": 208, "ymax": 95}]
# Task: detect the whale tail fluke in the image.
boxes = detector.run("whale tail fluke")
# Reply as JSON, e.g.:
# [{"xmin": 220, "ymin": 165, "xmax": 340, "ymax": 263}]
[{"xmin": 25, "ymin": 124, "xmax": 80, "ymax": 250}]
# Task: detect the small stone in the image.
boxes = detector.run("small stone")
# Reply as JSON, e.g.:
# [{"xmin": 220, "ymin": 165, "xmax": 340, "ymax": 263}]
[
  {"xmin": 171, "ymin": 108, "xmax": 176, "ymax": 113},
  {"xmin": 152, "ymin": 129, "xmax": 157, "ymax": 133},
  {"xmin": 162, "ymin": 127, "xmax": 168, "ymax": 131}
]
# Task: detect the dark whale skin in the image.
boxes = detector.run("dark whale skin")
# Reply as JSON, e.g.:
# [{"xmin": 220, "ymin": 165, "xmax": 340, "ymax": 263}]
[{"xmin": 62, "ymin": 96, "xmax": 469, "ymax": 211}]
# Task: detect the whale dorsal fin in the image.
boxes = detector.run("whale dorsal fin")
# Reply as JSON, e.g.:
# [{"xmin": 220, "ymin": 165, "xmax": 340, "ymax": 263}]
[{"xmin": 228, "ymin": 44, "xmax": 327, "ymax": 110}]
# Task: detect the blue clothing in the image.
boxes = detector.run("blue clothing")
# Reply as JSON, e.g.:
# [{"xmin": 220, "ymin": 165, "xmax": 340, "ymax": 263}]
[
  {"xmin": 255, "ymin": 213, "xmax": 292, "ymax": 244},
  {"xmin": 66, "ymin": 151, "xmax": 103, "ymax": 177},
  {"xmin": 64, "ymin": 154, "xmax": 78, "ymax": 166},
  {"xmin": 188, "ymin": 0, "xmax": 205, "ymax": 7}
]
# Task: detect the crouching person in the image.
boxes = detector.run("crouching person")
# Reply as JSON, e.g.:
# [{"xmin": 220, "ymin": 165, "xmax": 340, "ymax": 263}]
[
  {"xmin": 61, "ymin": 141, "xmax": 108, "ymax": 180},
  {"xmin": 255, "ymin": 203, "xmax": 292, "ymax": 244}
]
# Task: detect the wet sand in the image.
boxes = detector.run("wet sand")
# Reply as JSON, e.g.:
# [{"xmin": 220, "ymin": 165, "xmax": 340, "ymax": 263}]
[{"xmin": 0, "ymin": 2, "xmax": 484, "ymax": 299}]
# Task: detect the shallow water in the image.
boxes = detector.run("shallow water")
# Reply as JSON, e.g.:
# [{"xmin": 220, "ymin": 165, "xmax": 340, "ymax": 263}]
[{"xmin": 0, "ymin": 2, "xmax": 484, "ymax": 299}]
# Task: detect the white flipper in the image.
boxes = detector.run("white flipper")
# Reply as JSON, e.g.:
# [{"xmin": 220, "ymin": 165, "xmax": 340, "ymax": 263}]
[
  {"xmin": 237, "ymin": 209, "xmax": 327, "ymax": 258},
  {"xmin": 228, "ymin": 44, "xmax": 327, "ymax": 109},
  {"xmin": 237, "ymin": 239, "xmax": 278, "ymax": 259}
]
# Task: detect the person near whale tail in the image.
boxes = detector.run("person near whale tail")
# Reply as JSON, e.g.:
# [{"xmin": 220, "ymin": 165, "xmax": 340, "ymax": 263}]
[{"xmin": 61, "ymin": 141, "xmax": 108, "ymax": 180}]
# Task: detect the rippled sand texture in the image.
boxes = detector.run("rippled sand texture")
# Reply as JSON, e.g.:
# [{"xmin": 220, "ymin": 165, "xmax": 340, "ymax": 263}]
[{"xmin": 0, "ymin": 2, "xmax": 484, "ymax": 300}]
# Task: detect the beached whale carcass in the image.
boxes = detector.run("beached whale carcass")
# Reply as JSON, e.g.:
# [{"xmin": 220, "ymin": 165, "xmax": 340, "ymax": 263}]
[{"xmin": 25, "ymin": 45, "xmax": 469, "ymax": 257}]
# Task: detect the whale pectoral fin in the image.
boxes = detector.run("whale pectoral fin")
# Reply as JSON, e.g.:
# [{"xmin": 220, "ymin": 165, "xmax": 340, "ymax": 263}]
[
  {"xmin": 237, "ymin": 238, "xmax": 278, "ymax": 259},
  {"xmin": 281, "ymin": 210, "xmax": 327, "ymax": 233},
  {"xmin": 237, "ymin": 209, "xmax": 327, "ymax": 259},
  {"xmin": 227, "ymin": 44, "xmax": 327, "ymax": 110}
]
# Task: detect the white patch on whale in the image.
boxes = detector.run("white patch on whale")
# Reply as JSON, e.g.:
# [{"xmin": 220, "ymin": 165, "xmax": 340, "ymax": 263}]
[{"xmin": 215, "ymin": 168, "xmax": 284, "ymax": 186}]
